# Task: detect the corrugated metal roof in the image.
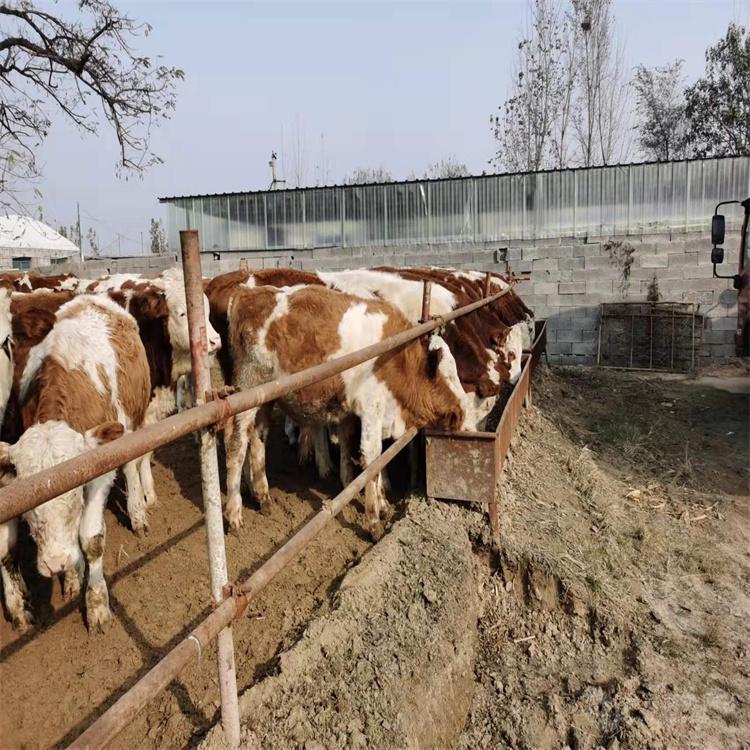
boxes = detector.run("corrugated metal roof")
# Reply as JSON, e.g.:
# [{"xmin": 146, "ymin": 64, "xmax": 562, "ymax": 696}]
[{"xmin": 157, "ymin": 155, "xmax": 747, "ymax": 203}]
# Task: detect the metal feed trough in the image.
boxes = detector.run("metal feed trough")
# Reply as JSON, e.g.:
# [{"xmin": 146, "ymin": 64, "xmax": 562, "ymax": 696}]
[{"xmin": 425, "ymin": 321, "xmax": 547, "ymax": 532}]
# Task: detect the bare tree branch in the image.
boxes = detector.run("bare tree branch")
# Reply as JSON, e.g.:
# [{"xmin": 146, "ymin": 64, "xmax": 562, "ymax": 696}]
[{"xmin": 0, "ymin": 0, "xmax": 183, "ymax": 208}]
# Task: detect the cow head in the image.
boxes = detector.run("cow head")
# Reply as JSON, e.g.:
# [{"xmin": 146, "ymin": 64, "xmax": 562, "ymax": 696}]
[
  {"xmin": 0, "ymin": 420, "xmax": 123, "ymax": 578},
  {"xmin": 162, "ymin": 269, "xmax": 222, "ymax": 376},
  {"xmin": 0, "ymin": 289, "xmax": 12, "ymax": 427},
  {"xmin": 500, "ymin": 324, "xmax": 524, "ymax": 384}
]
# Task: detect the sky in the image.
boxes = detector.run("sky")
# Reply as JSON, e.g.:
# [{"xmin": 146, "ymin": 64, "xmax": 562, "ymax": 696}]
[{"xmin": 15, "ymin": 0, "xmax": 750, "ymax": 255}]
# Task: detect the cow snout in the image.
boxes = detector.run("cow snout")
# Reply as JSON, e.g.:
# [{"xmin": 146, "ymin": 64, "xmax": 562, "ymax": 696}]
[
  {"xmin": 208, "ymin": 333, "xmax": 222, "ymax": 353},
  {"xmin": 38, "ymin": 551, "xmax": 73, "ymax": 577}
]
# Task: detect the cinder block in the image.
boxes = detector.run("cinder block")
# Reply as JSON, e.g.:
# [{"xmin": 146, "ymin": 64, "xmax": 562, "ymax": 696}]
[
  {"xmin": 572, "ymin": 340, "xmax": 597, "ymax": 356},
  {"xmin": 522, "ymin": 247, "xmax": 545, "ymax": 261},
  {"xmin": 584, "ymin": 255, "xmax": 613, "ymax": 270},
  {"xmin": 531, "ymin": 257, "xmax": 559, "ymax": 272},
  {"xmin": 586, "ymin": 279, "xmax": 613, "ymax": 294},
  {"xmin": 559, "ymin": 282, "xmax": 586, "ymax": 294},
  {"xmin": 639, "ymin": 254, "xmax": 668, "ymax": 269},
  {"xmin": 559, "ymin": 256, "xmax": 585, "ymax": 271},
  {"xmin": 526, "ymin": 281, "xmax": 555, "ymax": 295},
  {"xmin": 556, "ymin": 329, "xmax": 583, "ymax": 343},
  {"xmin": 706, "ymin": 315, "xmax": 738, "ymax": 331},
  {"xmin": 666, "ymin": 253, "xmax": 698, "ymax": 269}
]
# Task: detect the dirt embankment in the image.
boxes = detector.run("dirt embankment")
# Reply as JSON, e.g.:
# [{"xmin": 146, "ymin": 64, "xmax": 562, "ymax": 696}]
[
  {"xmin": 200, "ymin": 499, "xmax": 480, "ymax": 750},
  {"xmin": 461, "ymin": 367, "xmax": 749, "ymax": 750}
]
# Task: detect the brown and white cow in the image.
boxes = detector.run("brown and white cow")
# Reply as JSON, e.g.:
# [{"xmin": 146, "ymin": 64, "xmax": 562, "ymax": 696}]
[
  {"xmin": 223, "ymin": 284, "xmax": 472, "ymax": 540},
  {"xmin": 0, "ymin": 271, "xmax": 80, "ymax": 293},
  {"xmin": 0, "ymin": 295, "xmax": 150, "ymax": 631}
]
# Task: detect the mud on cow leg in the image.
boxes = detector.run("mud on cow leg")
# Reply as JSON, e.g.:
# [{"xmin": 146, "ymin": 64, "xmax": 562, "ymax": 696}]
[
  {"xmin": 0, "ymin": 520, "xmax": 33, "ymax": 632},
  {"xmin": 360, "ymin": 410, "xmax": 386, "ymax": 542},
  {"xmin": 248, "ymin": 403, "xmax": 273, "ymax": 514},
  {"xmin": 313, "ymin": 424, "xmax": 334, "ymax": 480},
  {"xmin": 81, "ymin": 473, "xmax": 115, "ymax": 631},
  {"xmin": 224, "ymin": 410, "xmax": 252, "ymax": 531},
  {"xmin": 122, "ymin": 459, "xmax": 149, "ymax": 536},
  {"xmin": 337, "ymin": 416, "xmax": 357, "ymax": 488}
]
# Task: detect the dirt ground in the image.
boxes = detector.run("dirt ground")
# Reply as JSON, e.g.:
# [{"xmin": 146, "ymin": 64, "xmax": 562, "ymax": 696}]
[
  {"xmin": 461, "ymin": 365, "xmax": 749, "ymax": 750},
  {"xmin": 0, "ymin": 422, "xmax": 375, "ymax": 750},
  {"xmin": 1, "ymin": 364, "xmax": 748, "ymax": 750}
]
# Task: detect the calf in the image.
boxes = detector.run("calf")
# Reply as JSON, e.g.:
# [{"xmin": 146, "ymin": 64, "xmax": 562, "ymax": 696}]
[
  {"xmin": 224, "ymin": 284, "xmax": 471, "ymax": 540},
  {"xmin": 0, "ymin": 296, "xmax": 150, "ymax": 630}
]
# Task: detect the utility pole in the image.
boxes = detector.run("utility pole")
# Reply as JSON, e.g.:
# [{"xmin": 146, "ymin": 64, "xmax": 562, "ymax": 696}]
[
  {"xmin": 141, "ymin": 231, "xmax": 144, "ymax": 255},
  {"xmin": 77, "ymin": 201, "xmax": 83, "ymax": 262}
]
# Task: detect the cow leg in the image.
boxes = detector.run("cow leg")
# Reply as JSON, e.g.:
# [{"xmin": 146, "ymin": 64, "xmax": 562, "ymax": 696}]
[
  {"xmin": 138, "ymin": 387, "xmax": 177, "ymax": 509},
  {"xmin": 312, "ymin": 424, "xmax": 334, "ymax": 480},
  {"xmin": 138, "ymin": 455, "xmax": 158, "ymax": 509},
  {"xmin": 284, "ymin": 416, "xmax": 298, "ymax": 446},
  {"xmin": 0, "ymin": 520, "xmax": 33, "ymax": 632},
  {"xmin": 337, "ymin": 417, "xmax": 357, "ymax": 487},
  {"xmin": 247, "ymin": 403, "xmax": 272, "ymax": 513},
  {"xmin": 122, "ymin": 459, "xmax": 149, "ymax": 536},
  {"xmin": 359, "ymin": 410, "xmax": 385, "ymax": 541},
  {"xmin": 225, "ymin": 409, "xmax": 254, "ymax": 531},
  {"xmin": 81, "ymin": 472, "xmax": 115, "ymax": 631}
]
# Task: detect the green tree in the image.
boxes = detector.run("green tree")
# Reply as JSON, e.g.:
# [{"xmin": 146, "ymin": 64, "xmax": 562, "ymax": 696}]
[
  {"xmin": 685, "ymin": 24, "xmax": 750, "ymax": 158},
  {"xmin": 632, "ymin": 60, "xmax": 689, "ymax": 160},
  {"xmin": 149, "ymin": 218, "xmax": 166, "ymax": 254}
]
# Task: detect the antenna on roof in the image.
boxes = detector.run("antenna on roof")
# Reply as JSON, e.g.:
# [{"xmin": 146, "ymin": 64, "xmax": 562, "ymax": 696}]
[{"xmin": 269, "ymin": 152, "xmax": 286, "ymax": 191}]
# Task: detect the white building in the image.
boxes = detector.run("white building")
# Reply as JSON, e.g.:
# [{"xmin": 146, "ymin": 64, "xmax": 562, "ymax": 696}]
[{"xmin": 0, "ymin": 215, "xmax": 80, "ymax": 270}]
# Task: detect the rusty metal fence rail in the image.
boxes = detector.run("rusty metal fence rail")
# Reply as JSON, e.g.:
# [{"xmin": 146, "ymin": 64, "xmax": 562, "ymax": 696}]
[{"xmin": 0, "ymin": 230, "xmax": 532, "ymax": 749}]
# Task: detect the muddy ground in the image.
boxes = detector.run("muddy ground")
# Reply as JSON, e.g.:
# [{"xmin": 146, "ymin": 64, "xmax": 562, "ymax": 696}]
[{"xmin": 1, "ymin": 365, "xmax": 748, "ymax": 749}]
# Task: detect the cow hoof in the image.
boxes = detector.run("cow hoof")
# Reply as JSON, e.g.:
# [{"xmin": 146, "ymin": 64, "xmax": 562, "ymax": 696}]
[
  {"xmin": 227, "ymin": 513, "xmax": 244, "ymax": 534},
  {"xmin": 63, "ymin": 569, "xmax": 81, "ymax": 600},
  {"xmin": 369, "ymin": 521, "xmax": 385, "ymax": 542},
  {"xmin": 86, "ymin": 588, "xmax": 112, "ymax": 632},
  {"xmin": 12, "ymin": 608, "xmax": 34, "ymax": 634},
  {"xmin": 132, "ymin": 520, "xmax": 150, "ymax": 538}
]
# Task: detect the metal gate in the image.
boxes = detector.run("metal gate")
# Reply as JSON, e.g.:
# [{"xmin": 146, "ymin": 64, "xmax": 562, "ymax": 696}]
[{"xmin": 596, "ymin": 302, "xmax": 703, "ymax": 372}]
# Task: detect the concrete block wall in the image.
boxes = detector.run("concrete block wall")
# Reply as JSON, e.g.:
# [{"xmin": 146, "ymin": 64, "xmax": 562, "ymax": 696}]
[{"xmin": 34, "ymin": 229, "xmax": 741, "ymax": 367}]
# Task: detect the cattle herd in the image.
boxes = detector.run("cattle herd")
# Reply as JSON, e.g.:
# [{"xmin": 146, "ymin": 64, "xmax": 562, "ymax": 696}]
[{"xmin": 0, "ymin": 265, "xmax": 533, "ymax": 634}]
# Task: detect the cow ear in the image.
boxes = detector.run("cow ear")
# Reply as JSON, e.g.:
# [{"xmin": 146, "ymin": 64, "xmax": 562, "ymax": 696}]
[
  {"xmin": 85, "ymin": 421, "xmax": 125, "ymax": 447},
  {"xmin": 131, "ymin": 289, "xmax": 167, "ymax": 319},
  {"xmin": 476, "ymin": 378, "xmax": 500, "ymax": 399},
  {"xmin": 0, "ymin": 442, "xmax": 17, "ymax": 487},
  {"xmin": 426, "ymin": 340, "xmax": 443, "ymax": 379}
]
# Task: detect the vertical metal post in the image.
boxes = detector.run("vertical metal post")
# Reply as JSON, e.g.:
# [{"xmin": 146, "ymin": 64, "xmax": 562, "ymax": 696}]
[
  {"xmin": 670, "ymin": 308, "xmax": 676, "ymax": 371},
  {"xmin": 596, "ymin": 304, "xmax": 604, "ymax": 366},
  {"xmin": 483, "ymin": 271, "xmax": 491, "ymax": 298},
  {"xmin": 629, "ymin": 314, "xmax": 635, "ymax": 369},
  {"xmin": 179, "ymin": 230, "xmax": 241, "ymax": 748},
  {"xmin": 420, "ymin": 280, "xmax": 432, "ymax": 323}
]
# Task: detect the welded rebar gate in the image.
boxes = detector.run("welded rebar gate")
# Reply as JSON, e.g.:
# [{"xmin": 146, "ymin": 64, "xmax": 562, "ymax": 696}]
[{"xmin": 596, "ymin": 301, "xmax": 703, "ymax": 372}]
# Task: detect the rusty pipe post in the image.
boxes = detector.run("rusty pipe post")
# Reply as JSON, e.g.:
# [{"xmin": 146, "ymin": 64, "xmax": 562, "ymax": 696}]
[
  {"xmin": 0, "ymin": 284, "xmax": 516, "ymax": 524},
  {"xmin": 483, "ymin": 271, "xmax": 492, "ymax": 298},
  {"xmin": 180, "ymin": 230, "xmax": 240, "ymax": 748},
  {"xmin": 420, "ymin": 280, "xmax": 432, "ymax": 323},
  {"xmin": 66, "ymin": 428, "xmax": 418, "ymax": 750}
]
